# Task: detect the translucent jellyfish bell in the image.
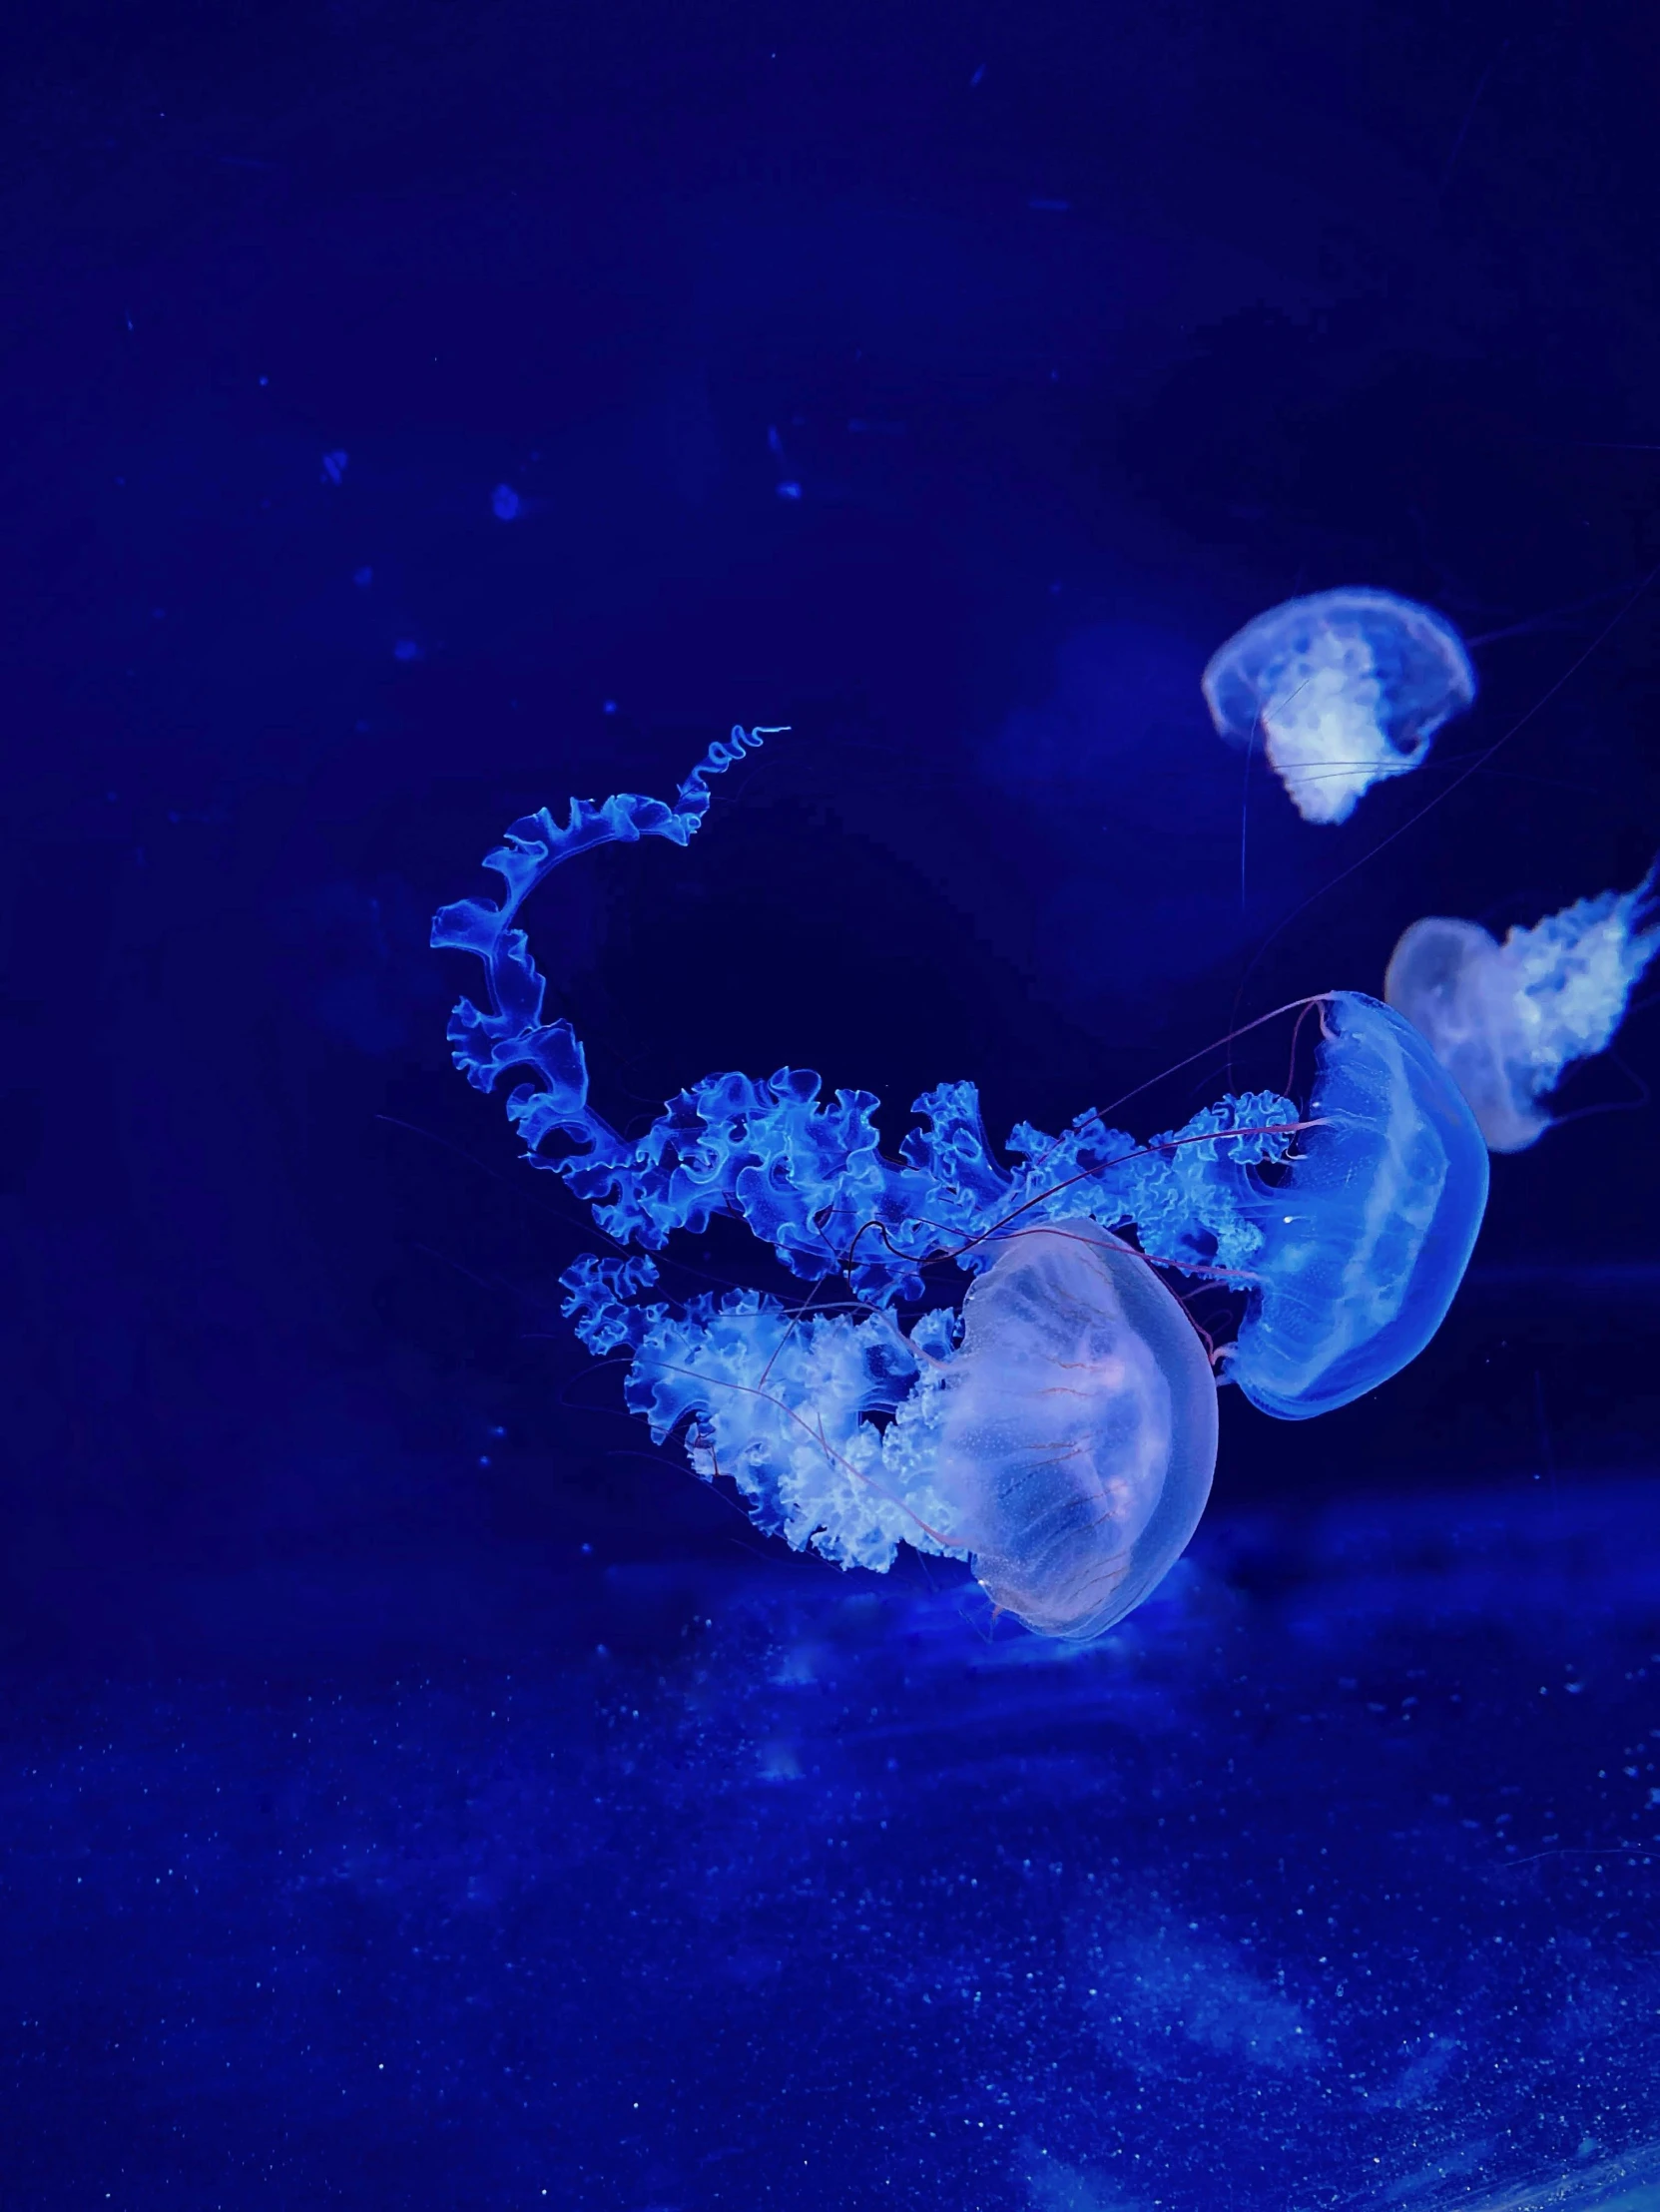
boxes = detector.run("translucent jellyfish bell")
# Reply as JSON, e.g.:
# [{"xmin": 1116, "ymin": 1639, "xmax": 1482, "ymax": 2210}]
[
  {"xmin": 1202, "ymin": 589, "xmax": 1476, "ymax": 826},
  {"xmin": 936, "ymin": 1226, "xmax": 1218, "ymax": 1639},
  {"xmin": 1227, "ymin": 993, "xmax": 1489, "ymax": 1420},
  {"xmin": 1384, "ymin": 869, "xmax": 1660, "ymax": 1152}
]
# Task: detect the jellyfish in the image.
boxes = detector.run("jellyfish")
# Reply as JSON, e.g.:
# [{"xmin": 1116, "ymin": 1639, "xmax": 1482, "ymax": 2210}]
[
  {"xmin": 1384, "ymin": 866, "xmax": 1660, "ymax": 1152},
  {"xmin": 1202, "ymin": 589, "xmax": 1476, "ymax": 826},
  {"xmin": 433, "ymin": 729, "xmax": 1488, "ymax": 1635},
  {"xmin": 563, "ymin": 1224, "xmax": 1218, "ymax": 1641},
  {"xmin": 1221, "ymin": 993, "xmax": 1489, "ymax": 1420},
  {"xmin": 934, "ymin": 1225, "xmax": 1218, "ymax": 1640}
]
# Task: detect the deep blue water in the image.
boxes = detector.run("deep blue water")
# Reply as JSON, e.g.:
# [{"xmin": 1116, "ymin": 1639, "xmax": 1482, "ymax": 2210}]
[
  {"xmin": 6, "ymin": 1486, "xmax": 1660, "ymax": 2208},
  {"xmin": 5, "ymin": 2, "xmax": 1660, "ymax": 2204}
]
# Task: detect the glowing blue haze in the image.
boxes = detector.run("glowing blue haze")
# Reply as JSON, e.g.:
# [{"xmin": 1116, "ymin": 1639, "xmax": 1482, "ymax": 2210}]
[{"xmin": 433, "ymin": 730, "xmax": 1487, "ymax": 1633}]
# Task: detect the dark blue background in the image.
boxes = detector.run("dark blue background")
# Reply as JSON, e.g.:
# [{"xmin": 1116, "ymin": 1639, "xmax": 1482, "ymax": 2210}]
[{"xmin": 4, "ymin": 4, "xmax": 1660, "ymax": 2205}]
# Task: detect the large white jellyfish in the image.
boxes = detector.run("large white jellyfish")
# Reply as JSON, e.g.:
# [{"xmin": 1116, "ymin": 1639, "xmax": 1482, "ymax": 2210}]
[
  {"xmin": 559, "ymin": 1226, "xmax": 1220, "ymax": 1644},
  {"xmin": 613, "ymin": 1226, "xmax": 1219, "ymax": 1644},
  {"xmin": 1202, "ymin": 588, "xmax": 1476, "ymax": 826},
  {"xmin": 1384, "ymin": 868, "xmax": 1660, "ymax": 1152}
]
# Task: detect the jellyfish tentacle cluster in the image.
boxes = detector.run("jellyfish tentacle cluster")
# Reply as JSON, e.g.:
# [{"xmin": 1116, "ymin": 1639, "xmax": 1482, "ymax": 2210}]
[
  {"xmin": 433, "ymin": 732, "xmax": 1304, "ymax": 1303},
  {"xmin": 432, "ymin": 723, "xmax": 782, "ymax": 1155},
  {"xmin": 434, "ymin": 730, "xmax": 1488, "ymax": 1637},
  {"xmin": 561, "ymin": 1251, "xmax": 964, "ymax": 1575},
  {"xmin": 1203, "ymin": 588, "xmax": 1476, "ymax": 826},
  {"xmin": 1385, "ymin": 863, "xmax": 1660, "ymax": 1152}
]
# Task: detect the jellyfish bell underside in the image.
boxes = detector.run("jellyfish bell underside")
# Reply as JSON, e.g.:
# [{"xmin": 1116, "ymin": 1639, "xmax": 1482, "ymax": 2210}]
[
  {"xmin": 1227, "ymin": 992, "xmax": 1489, "ymax": 1421},
  {"xmin": 1202, "ymin": 588, "xmax": 1476, "ymax": 827},
  {"xmin": 936, "ymin": 1225, "xmax": 1219, "ymax": 1641}
]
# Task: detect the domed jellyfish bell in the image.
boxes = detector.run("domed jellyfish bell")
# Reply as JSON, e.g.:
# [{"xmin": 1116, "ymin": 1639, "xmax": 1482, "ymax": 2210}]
[
  {"xmin": 934, "ymin": 1224, "xmax": 1219, "ymax": 1641},
  {"xmin": 1383, "ymin": 866, "xmax": 1660, "ymax": 1153},
  {"xmin": 1226, "ymin": 992, "xmax": 1489, "ymax": 1421},
  {"xmin": 1201, "ymin": 589, "xmax": 1476, "ymax": 826}
]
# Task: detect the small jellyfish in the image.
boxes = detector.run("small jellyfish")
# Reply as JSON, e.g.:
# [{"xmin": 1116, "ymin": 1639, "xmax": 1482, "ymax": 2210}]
[
  {"xmin": 1226, "ymin": 993, "xmax": 1489, "ymax": 1420},
  {"xmin": 1202, "ymin": 589, "xmax": 1476, "ymax": 826},
  {"xmin": 936, "ymin": 1226, "xmax": 1217, "ymax": 1640},
  {"xmin": 1383, "ymin": 868, "xmax": 1660, "ymax": 1152}
]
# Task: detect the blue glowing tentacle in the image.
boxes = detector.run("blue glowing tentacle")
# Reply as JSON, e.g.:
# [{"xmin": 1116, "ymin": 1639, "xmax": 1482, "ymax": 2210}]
[
  {"xmin": 429, "ymin": 724, "xmax": 782, "ymax": 1157},
  {"xmin": 433, "ymin": 736, "xmax": 1304, "ymax": 1305},
  {"xmin": 558, "ymin": 1253, "xmax": 963, "ymax": 1571}
]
